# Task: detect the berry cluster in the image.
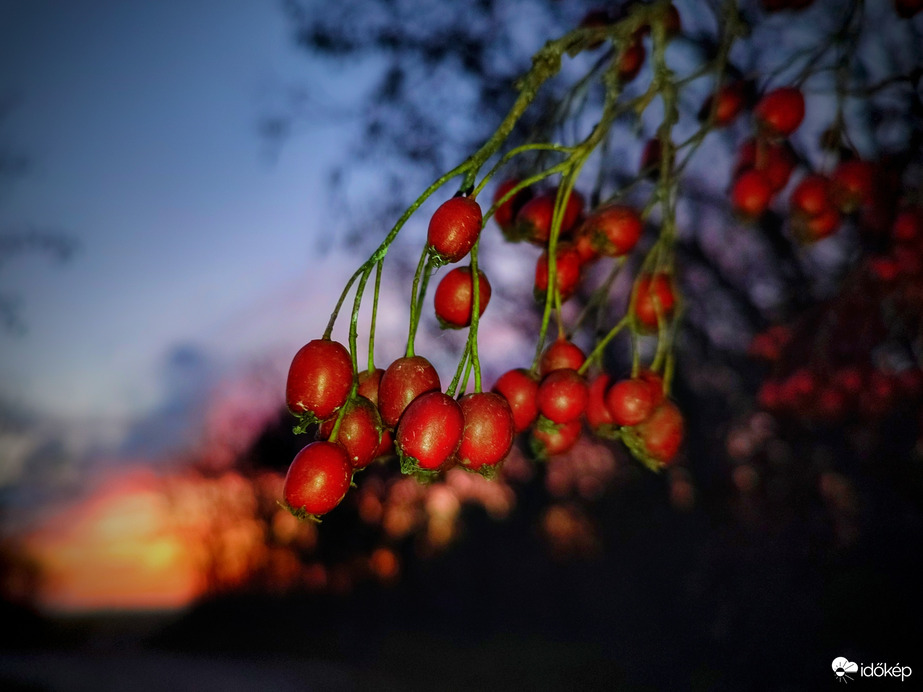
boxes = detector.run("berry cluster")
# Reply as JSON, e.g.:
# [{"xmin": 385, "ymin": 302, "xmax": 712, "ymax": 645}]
[
  {"xmin": 749, "ymin": 203, "xmax": 923, "ymax": 425},
  {"xmin": 277, "ymin": 0, "xmax": 923, "ymax": 520},
  {"xmin": 282, "ymin": 180, "xmax": 685, "ymax": 519}
]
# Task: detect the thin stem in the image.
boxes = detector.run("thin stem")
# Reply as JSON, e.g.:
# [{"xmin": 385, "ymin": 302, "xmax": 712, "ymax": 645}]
[
  {"xmin": 406, "ymin": 248, "xmax": 432, "ymax": 358},
  {"xmin": 578, "ymin": 315, "xmax": 630, "ymax": 376},
  {"xmin": 469, "ymin": 241, "xmax": 483, "ymax": 393},
  {"xmin": 368, "ymin": 259, "xmax": 383, "ymax": 373}
]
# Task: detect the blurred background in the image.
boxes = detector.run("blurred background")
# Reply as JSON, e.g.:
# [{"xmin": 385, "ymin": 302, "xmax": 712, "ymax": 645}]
[{"xmin": 1, "ymin": 0, "xmax": 922, "ymax": 689}]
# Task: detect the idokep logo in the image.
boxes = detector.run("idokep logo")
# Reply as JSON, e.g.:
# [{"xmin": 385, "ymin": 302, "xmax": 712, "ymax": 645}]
[
  {"xmin": 832, "ymin": 658, "xmax": 859, "ymax": 683},
  {"xmin": 832, "ymin": 657, "xmax": 913, "ymax": 683}
]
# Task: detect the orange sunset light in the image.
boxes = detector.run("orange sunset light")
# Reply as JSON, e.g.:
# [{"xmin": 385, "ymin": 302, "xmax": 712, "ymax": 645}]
[{"xmin": 24, "ymin": 466, "xmax": 273, "ymax": 613}]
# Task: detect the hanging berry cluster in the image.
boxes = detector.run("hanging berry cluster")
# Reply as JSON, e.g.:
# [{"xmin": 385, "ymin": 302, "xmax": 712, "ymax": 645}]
[{"xmin": 279, "ymin": 0, "xmax": 923, "ymax": 519}]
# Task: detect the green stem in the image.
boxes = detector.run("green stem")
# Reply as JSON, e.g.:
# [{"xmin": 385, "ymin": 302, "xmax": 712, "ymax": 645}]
[
  {"xmin": 578, "ymin": 315, "xmax": 630, "ymax": 376},
  {"xmin": 469, "ymin": 241, "xmax": 483, "ymax": 392},
  {"xmin": 406, "ymin": 248, "xmax": 432, "ymax": 358},
  {"xmin": 368, "ymin": 259, "xmax": 383, "ymax": 373}
]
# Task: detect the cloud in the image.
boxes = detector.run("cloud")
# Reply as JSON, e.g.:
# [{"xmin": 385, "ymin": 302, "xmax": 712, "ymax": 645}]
[{"xmin": 832, "ymin": 657, "xmax": 858, "ymax": 674}]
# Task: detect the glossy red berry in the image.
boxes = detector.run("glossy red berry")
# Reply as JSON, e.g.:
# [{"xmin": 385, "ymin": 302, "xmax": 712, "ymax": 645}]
[
  {"xmin": 537, "ymin": 369, "xmax": 589, "ymax": 424},
  {"xmin": 516, "ymin": 188, "xmax": 584, "ymax": 245},
  {"xmin": 539, "ymin": 338, "xmax": 586, "ymax": 376},
  {"xmin": 586, "ymin": 373, "xmax": 614, "ymax": 430},
  {"xmin": 427, "ymin": 196, "xmax": 482, "ymax": 264},
  {"xmin": 492, "ymin": 368, "xmax": 540, "ymax": 433},
  {"xmin": 433, "ymin": 265, "xmax": 492, "ymax": 329},
  {"xmin": 457, "ymin": 392, "xmax": 516, "ymax": 470},
  {"xmin": 493, "ymin": 178, "xmax": 532, "ymax": 237},
  {"xmin": 535, "ymin": 244, "xmax": 583, "ymax": 303},
  {"xmin": 283, "ymin": 441, "xmax": 353, "ymax": 517},
  {"xmin": 317, "ymin": 396, "xmax": 383, "ymax": 470},
  {"xmin": 378, "ymin": 356, "xmax": 441, "ymax": 429},
  {"xmin": 357, "ymin": 368, "xmax": 384, "ymax": 405},
  {"xmin": 754, "ymin": 87, "xmax": 805, "ymax": 137},
  {"xmin": 634, "ymin": 273, "xmax": 677, "ymax": 331},
  {"xmin": 395, "ymin": 391, "xmax": 464, "ymax": 471},
  {"xmin": 433, "ymin": 267, "xmax": 490, "ymax": 329},
  {"xmin": 636, "ymin": 400, "xmax": 684, "ymax": 464},
  {"xmin": 606, "ymin": 377, "xmax": 657, "ymax": 426},
  {"xmin": 286, "ymin": 339, "xmax": 354, "ymax": 422},
  {"xmin": 580, "ymin": 204, "xmax": 643, "ymax": 257}
]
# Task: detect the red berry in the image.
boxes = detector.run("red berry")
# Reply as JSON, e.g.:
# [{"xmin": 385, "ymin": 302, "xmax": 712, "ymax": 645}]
[
  {"xmin": 357, "ymin": 368, "xmax": 384, "ymax": 405},
  {"xmin": 531, "ymin": 417, "xmax": 583, "ymax": 457},
  {"xmin": 283, "ymin": 441, "xmax": 353, "ymax": 517},
  {"xmin": 606, "ymin": 377, "xmax": 656, "ymax": 426},
  {"xmin": 457, "ymin": 392, "xmax": 516, "ymax": 470},
  {"xmin": 516, "ymin": 188, "xmax": 584, "ymax": 245},
  {"xmin": 732, "ymin": 169, "xmax": 773, "ymax": 218},
  {"xmin": 580, "ymin": 204, "xmax": 643, "ymax": 257},
  {"xmin": 427, "ymin": 196, "xmax": 482, "ymax": 264},
  {"xmin": 754, "ymin": 87, "xmax": 805, "ymax": 137},
  {"xmin": 378, "ymin": 356, "xmax": 441, "ymax": 429},
  {"xmin": 699, "ymin": 81, "xmax": 748, "ymax": 127},
  {"xmin": 539, "ymin": 338, "xmax": 586, "ymax": 376},
  {"xmin": 634, "ymin": 273, "xmax": 677, "ymax": 331},
  {"xmin": 893, "ymin": 207, "xmax": 923, "ymax": 244},
  {"xmin": 492, "ymin": 178, "xmax": 532, "ymax": 236},
  {"xmin": 586, "ymin": 373, "xmax": 614, "ymax": 430},
  {"xmin": 318, "ymin": 396, "xmax": 383, "ymax": 470},
  {"xmin": 537, "ymin": 369, "xmax": 589, "ymax": 424},
  {"xmin": 735, "ymin": 138, "xmax": 796, "ymax": 192},
  {"xmin": 831, "ymin": 160, "xmax": 875, "ymax": 213},
  {"xmin": 618, "ymin": 37, "xmax": 645, "ymax": 81},
  {"xmin": 433, "ymin": 265, "xmax": 492, "ymax": 329},
  {"xmin": 790, "ymin": 174, "xmax": 833, "ymax": 217},
  {"xmin": 395, "ymin": 391, "xmax": 464, "ymax": 471},
  {"xmin": 535, "ymin": 244, "xmax": 583, "ymax": 303},
  {"xmin": 796, "ymin": 206, "xmax": 841, "ymax": 242},
  {"xmin": 636, "ymin": 400, "xmax": 684, "ymax": 464},
  {"xmin": 286, "ymin": 339, "xmax": 354, "ymax": 422},
  {"xmin": 492, "ymin": 368, "xmax": 540, "ymax": 433}
]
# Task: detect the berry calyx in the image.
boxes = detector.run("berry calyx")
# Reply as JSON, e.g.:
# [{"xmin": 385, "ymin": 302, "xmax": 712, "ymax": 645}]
[{"xmin": 606, "ymin": 377, "xmax": 657, "ymax": 426}]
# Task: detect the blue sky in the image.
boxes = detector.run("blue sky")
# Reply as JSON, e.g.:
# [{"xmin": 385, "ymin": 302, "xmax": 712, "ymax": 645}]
[{"xmin": 0, "ymin": 0, "xmax": 360, "ymax": 424}]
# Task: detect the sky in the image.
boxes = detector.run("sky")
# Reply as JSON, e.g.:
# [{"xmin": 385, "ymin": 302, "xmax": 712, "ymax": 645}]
[{"xmin": 0, "ymin": 0, "xmax": 361, "ymax": 429}]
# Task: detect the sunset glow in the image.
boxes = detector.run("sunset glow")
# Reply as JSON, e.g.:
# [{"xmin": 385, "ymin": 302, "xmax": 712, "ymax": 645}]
[{"xmin": 25, "ymin": 469, "xmax": 204, "ymax": 612}]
